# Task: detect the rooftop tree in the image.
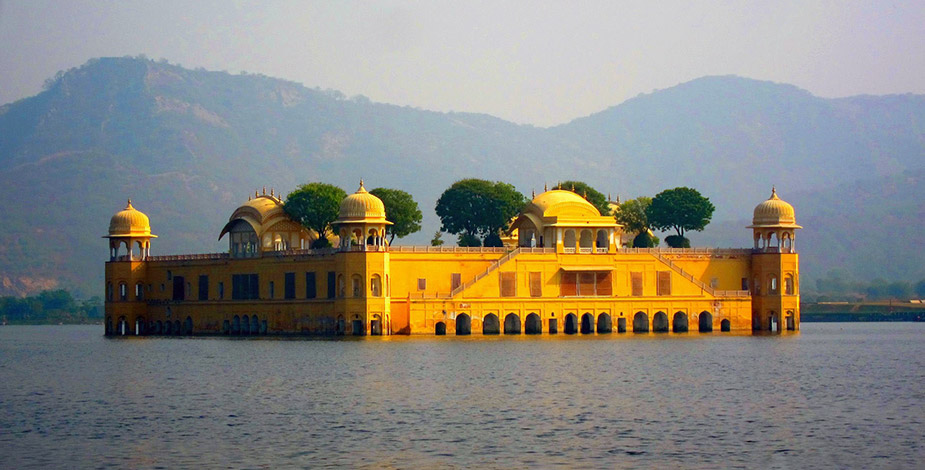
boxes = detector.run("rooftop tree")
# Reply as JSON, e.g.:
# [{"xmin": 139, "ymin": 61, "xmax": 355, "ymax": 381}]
[
  {"xmin": 369, "ymin": 187, "xmax": 423, "ymax": 244},
  {"xmin": 284, "ymin": 182, "xmax": 346, "ymax": 248},
  {"xmin": 646, "ymin": 187, "xmax": 715, "ymax": 248},
  {"xmin": 435, "ymin": 178, "xmax": 526, "ymax": 247}
]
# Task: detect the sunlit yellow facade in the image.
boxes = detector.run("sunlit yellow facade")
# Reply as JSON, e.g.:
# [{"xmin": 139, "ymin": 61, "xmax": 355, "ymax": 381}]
[{"xmin": 104, "ymin": 185, "xmax": 801, "ymax": 336}]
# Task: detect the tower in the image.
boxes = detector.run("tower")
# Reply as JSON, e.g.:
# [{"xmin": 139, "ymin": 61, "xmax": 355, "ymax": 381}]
[
  {"xmin": 103, "ymin": 200, "xmax": 156, "ymax": 335},
  {"xmin": 331, "ymin": 181, "xmax": 392, "ymax": 335},
  {"xmin": 748, "ymin": 188, "xmax": 802, "ymax": 332}
]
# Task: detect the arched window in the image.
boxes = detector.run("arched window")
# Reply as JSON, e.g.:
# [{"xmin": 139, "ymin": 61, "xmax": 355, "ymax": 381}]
[
  {"xmin": 106, "ymin": 283, "xmax": 113, "ymax": 301},
  {"xmin": 579, "ymin": 230, "xmax": 593, "ymax": 249},
  {"xmin": 785, "ymin": 274, "xmax": 795, "ymax": 295},
  {"xmin": 370, "ymin": 274, "xmax": 382, "ymax": 297},
  {"xmin": 352, "ymin": 274, "xmax": 362, "ymax": 298},
  {"xmin": 769, "ymin": 274, "xmax": 778, "ymax": 294},
  {"xmin": 596, "ymin": 230, "xmax": 609, "ymax": 250},
  {"xmin": 782, "ymin": 234, "xmax": 792, "ymax": 253},
  {"xmin": 119, "ymin": 282, "xmax": 127, "ymax": 301},
  {"xmin": 337, "ymin": 274, "xmax": 345, "ymax": 297},
  {"xmin": 135, "ymin": 283, "xmax": 144, "ymax": 300},
  {"xmin": 563, "ymin": 230, "xmax": 576, "ymax": 249}
]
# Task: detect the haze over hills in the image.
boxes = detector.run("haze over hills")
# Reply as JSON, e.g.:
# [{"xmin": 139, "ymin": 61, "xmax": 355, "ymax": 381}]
[{"xmin": 0, "ymin": 57, "xmax": 922, "ymax": 296}]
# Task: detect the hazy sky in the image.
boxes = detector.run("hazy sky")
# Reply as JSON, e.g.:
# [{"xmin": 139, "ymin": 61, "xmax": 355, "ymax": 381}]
[{"xmin": 1, "ymin": 0, "xmax": 923, "ymax": 126}]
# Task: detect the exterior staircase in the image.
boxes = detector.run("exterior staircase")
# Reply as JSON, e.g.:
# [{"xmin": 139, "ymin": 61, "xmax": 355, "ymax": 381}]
[
  {"xmin": 650, "ymin": 251, "xmax": 717, "ymax": 296},
  {"xmin": 451, "ymin": 248, "xmax": 522, "ymax": 297}
]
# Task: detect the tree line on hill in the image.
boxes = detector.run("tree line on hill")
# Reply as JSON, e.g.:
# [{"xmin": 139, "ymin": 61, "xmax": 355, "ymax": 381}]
[
  {"xmin": 0, "ymin": 290, "xmax": 102, "ymax": 324},
  {"xmin": 805, "ymin": 270, "xmax": 925, "ymax": 302},
  {"xmin": 283, "ymin": 178, "xmax": 715, "ymax": 248}
]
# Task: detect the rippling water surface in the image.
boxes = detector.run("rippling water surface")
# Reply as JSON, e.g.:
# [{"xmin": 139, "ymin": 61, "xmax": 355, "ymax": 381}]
[{"xmin": 1, "ymin": 324, "xmax": 923, "ymax": 469}]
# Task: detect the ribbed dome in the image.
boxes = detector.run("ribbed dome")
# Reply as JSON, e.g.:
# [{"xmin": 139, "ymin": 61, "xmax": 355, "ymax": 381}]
[
  {"xmin": 752, "ymin": 188, "xmax": 798, "ymax": 227},
  {"xmin": 528, "ymin": 189, "xmax": 600, "ymax": 218},
  {"xmin": 108, "ymin": 200, "xmax": 154, "ymax": 237},
  {"xmin": 338, "ymin": 181, "xmax": 387, "ymax": 220}
]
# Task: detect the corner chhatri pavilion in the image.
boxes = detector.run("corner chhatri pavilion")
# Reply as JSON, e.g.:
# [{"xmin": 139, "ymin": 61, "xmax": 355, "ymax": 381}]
[{"xmin": 104, "ymin": 184, "xmax": 801, "ymax": 336}]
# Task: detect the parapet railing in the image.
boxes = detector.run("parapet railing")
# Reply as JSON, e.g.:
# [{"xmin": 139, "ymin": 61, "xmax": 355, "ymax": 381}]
[
  {"xmin": 621, "ymin": 247, "xmax": 753, "ymax": 255},
  {"xmin": 389, "ymin": 246, "xmax": 508, "ymax": 254},
  {"xmin": 145, "ymin": 253, "xmax": 229, "ymax": 262},
  {"xmin": 268, "ymin": 248, "xmax": 337, "ymax": 257}
]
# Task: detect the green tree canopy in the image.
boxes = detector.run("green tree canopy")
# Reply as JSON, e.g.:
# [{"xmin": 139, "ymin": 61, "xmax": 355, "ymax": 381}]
[
  {"xmin": 553, "ymin": 181, "xmax": 611, "ymax": 215},
  {"xmin": 616, "ymin": 196, "xmax": 652, "ymax": 234},
  {"xmin": 435, "ymin": 178, "xmax": 526, "ymax": 245},
  {"xmin": 284, "ymin": 182, "xmax": 346, "ymax": 248},
  {"xmin": 646, "ymin": 187, "xmax": 715, "ymax": 239},
  {"xmin": 370, "ymin": 187, "xmax": 423, "ymax": 243}
]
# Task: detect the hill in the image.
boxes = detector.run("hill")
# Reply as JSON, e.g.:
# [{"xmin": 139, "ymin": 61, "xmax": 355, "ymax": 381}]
[{"xmin": 0, "ymin": 57, "xmax": 923, "ymax": 295}]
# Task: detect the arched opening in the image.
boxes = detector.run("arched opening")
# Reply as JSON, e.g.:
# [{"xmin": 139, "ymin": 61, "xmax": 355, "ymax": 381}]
[
  {"xmin": 435, "ymin": 321, "xmax": 447, "ymax": 336},
  {"xmin": 580, "ymin": 313, "xmax": 594, "ymax": 334},
  {"xmin": 785, "ymin": 275, "xmax": 794, "ymax": 295},
  {"xmin": 782, "ymin": 234, "xmax": 792, "ymax": 253},
  {"xmin": 504, "ymin": 313, "xmax": 521, "ymax": 335},
  {"xmin": 563, "ymin": 230, "xmax": 576, "ymax": 249},
  {"xmin": 524, "ymin": 313, "xmax": 542, "ymax": 335},
  {"xmin": 106, "ymin": 283, "xmax": 113, "ymax": 301},
  {"xmin": 579, "ymin": 230, "xmax": 593, "ymax": 249},
  {"xmin": 251, "ymin": 316, "xmax": 259, "ymax": 335},
  {"xmin": 163, "ymin": 320, "xmax": 172, "ymax": 335},
  {"xmin": 352, "ymin": 319, "xmax": 365, "ymax": 336},
  {"xmin": 633, "ymin": 311, "xmax": 649, "ymax": 333},
  {"xmin": 135, "ymin": 317, "xmax": 145, "ymax": 335},
  {"xmin": 769, "ymin": 274, "xmax": 778, "ymax": 294},
  {"xmin": 483, "ymin": 313, "xmax": 500, "ymax": 335},
  {"xmin": 173, "ymin": 320, "xmax": 181, "ymax": 335},
  {"xmin": 699, "ymin": 311, "xmax": 713, "ymax": 332},
  {"xmin": 260, "ymin": 320, "xmax": 268, "ymax": 335},
  {"xmin": 337, "ymin": 274, "xmax": 345, "ymax": 298},
  {"xmin": 597, "ymin": 313, "xmax": 612, "ymax": 333},
  {"xmin": 155, "ymin": 320, "xmax": 163, "ymax": 335},
  {"xmin": 119, "ymin": 282, "xmax": 128, "ymax": 301},
  {"xmin": 370, "ymin": 274, "xmax": 382, "ymax": 297},
  {"xmin": 786, "ymin": 311, "xmax": 795, "ymax": 331},
  {"xmin": 351, "ymin": 274, "xmax": 363, "ymax": 298},
  {"xmin": 653, "ymin": 311, "xmax": 669, "ymax": 332},
  {"xmin": 672, "ymin": 311, "xmax": 689, "ymax": 333},
  {"xmin": 241, "ymin": 315, "xmax": 251, "ymax": 335},
  {"xmin": 768, "ymin": 311, "xmax": 780, "ymax": 333},
  {"xmin": 228, "ymin": 220, "xmax": 259, "ymax": 258},
  {"xmin": 232, "ymin": 315, "xmax": 241, "ymax": 335},
  {"xmin": 371, "ymin": 314, "xmax": 382, "ymax": 335},
  {"xmin": 564, "ymin": 313, "xmax": 578, "ymax": 334},
  {"xmin": 336, "ymin": 315, "xmax": 346, "ymax": 335},
  {"xmin": 135, "ymin": 283, "xmax": 144, "ymax": 301},
  {"xmin": 184, "ymin": 316, "xmax": 193, "ymax": 335},
  {"xmin": 548, "ymin": 317, "xmax": 558, "ymax": 334},
  {"xmin": 617, "ymin": 317, "xmax": 627, "ymax": 333},
  {"xmin": 770, "ymin": 232, "xmax": 779, "ymax": 251},
  {"xmin": 721, "ymin": 319, "xmax": 731, "ymax": 332},
  {"xmin": 222, "ymin": 319, "xmax": 230, "ymax": 335},
  {"xmin": 596, "ymin": 230, "xmax": 609, "ymax": 250},
  {"xmin": 456, "ymin": 313, "xmax": 471, "ymax": 335}
]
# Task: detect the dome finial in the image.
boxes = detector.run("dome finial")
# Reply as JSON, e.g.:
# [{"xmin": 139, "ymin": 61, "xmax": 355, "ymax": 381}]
[
  {"xmin": 270, "ymin": 188, "xmax": 274, "ymax": 197},
  {"xmin": 126, "ymin": 199, "xmax": 133, "ymax": 209},
  {"xmin": 262, "ymin": 186, "xmax": 266, "ymax": 196},
  {"xmin": 771, "ymin": 186, "xmax": 778, "ymax": 199},
  {"xmin": 544, "ymin": 182, "xmax": 548, "ymax": 192},
  {"xmin": 532, "ymin": 189, "xmax": 536, "ymax": 198}
]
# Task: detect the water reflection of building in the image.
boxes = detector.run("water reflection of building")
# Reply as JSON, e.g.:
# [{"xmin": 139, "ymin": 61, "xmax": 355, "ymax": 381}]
[{"xmin": 104, "ymin": 184, "xmax": 800, "ymax": 337}]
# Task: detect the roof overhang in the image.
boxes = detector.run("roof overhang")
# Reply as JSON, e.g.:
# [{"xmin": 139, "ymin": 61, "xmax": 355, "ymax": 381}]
[{"xmin": 559, "ymin": 265, "xmax": 615, "ymax": 272}]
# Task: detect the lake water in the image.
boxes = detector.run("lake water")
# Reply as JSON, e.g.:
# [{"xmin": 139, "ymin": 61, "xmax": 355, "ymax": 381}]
[{"xmin": 1, "ymin": 324, "xmax": 923, "ymax": 469}]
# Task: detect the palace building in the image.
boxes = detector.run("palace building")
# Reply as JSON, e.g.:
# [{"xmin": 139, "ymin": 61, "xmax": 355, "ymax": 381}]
[{"xmin": 104, "ymin": 183, "xmax": 801, "ymax": 337}]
